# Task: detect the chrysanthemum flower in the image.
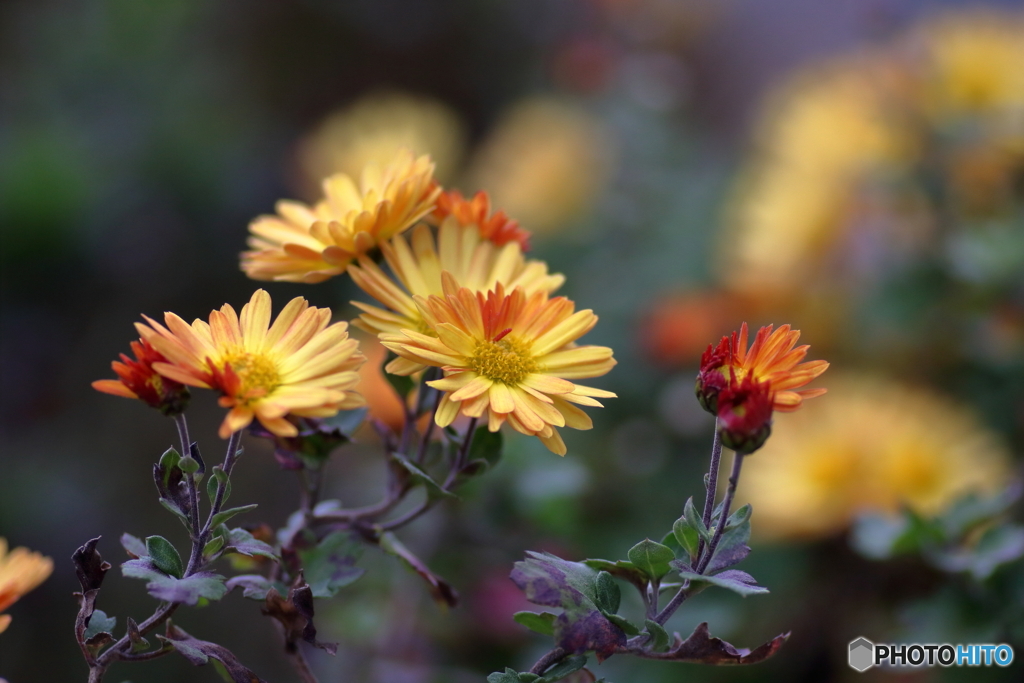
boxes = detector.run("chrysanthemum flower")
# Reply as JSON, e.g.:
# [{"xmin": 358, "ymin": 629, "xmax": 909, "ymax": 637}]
[
  {"xmin": 432, "ymin": 189, "xmax": 532, "ymax": 250},
  {"xmin": 0, "ymin": 538, "xmax": 53, "ymax": 634},
  {"xmin": 380, "ymin": 275, "xmax": 615, "ymax": 455},
  {"xmin": 92, "ymin": 338, "xmax": 190, "ymax": 415},
  {"xmin": 716, "ymin": 374, "xmax": 774, "ymax": 454},
  {"xmin": 347, "ymin": 221, "xmax": 564, "ymax": 374},
  {"xmin": 242, "ymin": 150, "xmax": 441, "ymax": 283},
  {"xmin": 136, "ymin": 290, "xmax": 365, "ymax": 438},
  {"xmin": 735, "ymin": 374, "xmax": 1012, "ymax": 540},
  {"xmin": 697, "ymin": 322, "xmax": 827, "ymax": 414}
]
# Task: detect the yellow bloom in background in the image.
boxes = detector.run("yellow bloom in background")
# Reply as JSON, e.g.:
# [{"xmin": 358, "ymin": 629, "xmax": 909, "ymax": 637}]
[
  {"xmin": 735, "ymin": 374, "xmax": 1012, "ymax": 541},
  {"xmin": 138, "ymin": 290, "xmax": 365, "ymax": 438},
  {"xmin": 296, "ymin": 90, "xmax": 467, "ymax": 191},
  {"xmin": 242, "ymin": 150, "xmax": 441, "ymax": 283},
  {"xmin": 382, "ymin": 276, "xmax": 615, "ymax": 455},
  {"xmin": 348, "ymin": 220, "xmax": 565, "ymax": 374},
  {"xmin": 0, "ymin": 538, "xmax": 53, "ymax": 634},
  {"xmin": 468, "ymin": 98, "xmax": 612, "ymax": 234}
]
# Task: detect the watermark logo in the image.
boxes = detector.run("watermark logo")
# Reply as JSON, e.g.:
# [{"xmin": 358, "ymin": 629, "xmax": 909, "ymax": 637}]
[{"xmin": 848, "ymin": 637, "xmax": 1015, "ymax": 671}]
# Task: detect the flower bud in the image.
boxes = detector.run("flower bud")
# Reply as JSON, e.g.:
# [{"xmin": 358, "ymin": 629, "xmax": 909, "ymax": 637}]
[
  {"xmin": 92, "ymin": 339, "xmax": 190, "ymax": 416},
  {"xmin": 695, "ymin": 336, "xmax": 731, "ymax": 414},
  {"xmin": 716, "ymin": 374, "xmax": 774, "ymax": 454}
]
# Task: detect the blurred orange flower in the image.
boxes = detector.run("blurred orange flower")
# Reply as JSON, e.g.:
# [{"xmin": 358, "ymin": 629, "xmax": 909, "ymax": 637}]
[
  {"xmin": 242, "ymin": 150, "xmax": 441, "ymax": 283},
  {"xmin": 137, "ymin": 290, "xmax": 365, "ymax": 438},
  {"xmin": 381, "ymin": 276, "xmax": 615, "ymax": 455},
  {"xmin": 92, "ymin": 338, "xmax": 189, "ymax": 415},
  {"xmin": 0, "ymin": 538, "xmax": 53, "ymax": 634},
  {"xmin": 432, "ymin": 189, "xmax": 532, "ymax": 250}
]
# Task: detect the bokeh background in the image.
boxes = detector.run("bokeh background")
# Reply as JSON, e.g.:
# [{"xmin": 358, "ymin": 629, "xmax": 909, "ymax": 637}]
[{"xmin": 2, "ymin": 0, "xmax": 1023, "ymax": 681}]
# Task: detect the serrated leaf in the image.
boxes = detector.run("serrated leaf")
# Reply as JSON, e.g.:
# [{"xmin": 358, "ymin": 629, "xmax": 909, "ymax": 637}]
[
  {"xmin": 594, "ymin": 571, "xmax": 620, "ymax": 613},
  {"xmin": 120, "ymin": 533, "xmax": 148, "ymax": 559},
  {"xmin": 84, "ymin": 609, "xmax": 116, "ymax": 640},
  {"xmin": 209, "ymin": 504, "xmax": 258, "ymax": 529},
  {"xmin": 298, "ymin": 531, "xmax": 364, "ymax": 598},
  {"xmin": 122, "ymin": 560, "xmax": 227, "ymax": 605},
  {"xmin": 145, "ymin": 536, "xmax": 184, "ymax": 578},
  {"xmin": 627, "ymin": 539, "xmax": 675, "ymax": 581},
  {"xmin": 206, "ymin": 466, "xmax": 231, "ymax": 508},
  {"xmin": 674, "ymin": 567, "xmax": 768, "ymax": 597},
  {"xmin": 513, "ymin": 611, "xmax": 557, "ymax": 636},
  {"xmin": 644, "ymin": 619, "xmax": 670, "ymax": 652}
]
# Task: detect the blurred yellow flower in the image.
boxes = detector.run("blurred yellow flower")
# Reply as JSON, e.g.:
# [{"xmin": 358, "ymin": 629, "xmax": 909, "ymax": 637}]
[
  {"xmin": 382, "ymin": 276, "xmax": 615, "ymax": 455},
  {"xmin": 0, "ymin": 538, "xmax": 53, "ymax": 634},
  {"xmin": 348, "ymin": 220, "xmax": 564, "ymax": 374},
  {"xmin": 736, "ymin": 374, "xmax": 1012, "ymax": 541},
  {"xmin": 723, "ymin": 8, "xmax": 1024, "ymax": 297},
  {"xmin": 468, "ymin": 98, "xmax": 612, "ymax": 234},
  {"xmin": 138, "ymin": 290, "xmax": 365, "ymax": 439},
  {"xmin": 242, "ymin": 150, "xmax": 441, "ymax": 283},
  {"xmin": 297, "ymin": 91, "xmax": 467, "ymax": 190}
]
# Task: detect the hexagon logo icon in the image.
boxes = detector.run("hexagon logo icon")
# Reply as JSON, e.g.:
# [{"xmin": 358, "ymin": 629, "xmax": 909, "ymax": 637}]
[{"xmin": 849, "ymin": 637, "xmax": 875, "ymax": 672}]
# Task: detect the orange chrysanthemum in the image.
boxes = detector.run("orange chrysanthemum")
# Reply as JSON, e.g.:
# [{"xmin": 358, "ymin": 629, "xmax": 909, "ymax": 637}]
[
  {"xmin": 381, "ymin": 275, "xmax": 616, "ymax": 455},
  {"xmin": 137, "ymin": 290, "xmax": 366, "ymax": 438},
  {"xmin": 92, "ymin": 338, "xmax": 190, "ymax": 415},
  {"xmin": 697, "ymin": 322, "xmax": 828, "ymax": 415},
  {"xmin": 348, "ymin": 220, "xmax": 564, "ymax": 374},
  {"xmin": 432, "ymin": 189, "xmax": 532, "ymax": 251},
  {"xmin": 0, "ymin": 538, "xmax": 53, "ymax": 634},
  {"xmin": 242, "ymin": 150, "xmax": 441, "ymax": 283}
]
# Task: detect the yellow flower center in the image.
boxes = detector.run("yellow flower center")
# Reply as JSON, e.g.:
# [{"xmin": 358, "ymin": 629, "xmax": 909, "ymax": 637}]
[
  {"xmin": 469, "ymin": 337, "xmax": 537, "ymax": 385},
  {"xmin": 220, "ymin": 350, "xmax": 281, "ymax": 400}
]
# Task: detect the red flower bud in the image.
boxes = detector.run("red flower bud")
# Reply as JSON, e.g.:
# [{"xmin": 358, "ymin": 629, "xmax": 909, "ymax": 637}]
[
  {"xmin": 93, "ymin": 339, "xmax": 190, "ymax": 415},
  {"xmin": 695, "ymin": 335, "xmax": 732, "ymax": 414},
  {"xmin": 716, "ymin": 373, "xmax": 774, "ymax": 454}
]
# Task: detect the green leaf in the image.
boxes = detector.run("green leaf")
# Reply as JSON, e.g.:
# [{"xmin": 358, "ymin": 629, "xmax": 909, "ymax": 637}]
[
  {"xmin": 159, "ymin": 447, "xmax": 181, "ymax": 475},
  {"xmin": 488, "ymin": 669, "xmax": 529, "ymax": 683},
  {"xmin": 582, "ymin": 559, "xmax": 647, "ymax": 592},
  {"xmin": 726, "ymin": 504, "xmax": 752, "ymax": 529},
  {"xmin": 707, "ymin": 516, "xmax": 752, "ymax": 573},
  {"xmin": 684, "ymin": 497, "xmax": 710, "ymax": 542},
  {"xmin": 178, "ymin": 455, "xmax": 200, "ymax": 475},
  {"xmin": 318, "ymin": 406, "xmax": 369, "ymax": 438},
  {"xmin": 84, "ymin": 609, "xmax": 117, "ymax": 640},
  {"xmin": 222, "ymin": 527, "xmax": 277, "ymax": 560},
  {"xmin": 468, "ymin": 426, "xmax": 503, "ymax": 468},
  {"xmin": 202, "ymin": 535, "xmax": 225, "ymax": 559},
  {"xmin": 159, "ymin": 498, "xmax": 191, "ymax": 528},
  {"xmin": 672, "ymin": 515, "xmax": 701, "ymax": 561},
  {"xmin": 645, "ymin": 619, "xmax": 670, "ymax": 652},
  {"xmin": 513, "ymin": 611, "xmax": 557, "ymax": 636},
  {"xmin": 539, "ymin": 655, "xmax": 587, "ymax": 682},
  {"xmin": 602, "ymin": 611, "xmax": 640, "ymax": 636},
  {"xmin": 298, "ymin": 531, "xmax": 365, "ymax": 598},
  {"xmin": 225, "ymin": 574, "xmax": 288, "ymax": 601},
  {"xmin": 145, "ymin": 536, "xmax": 183, "ymax": 578},
  {"xmin": 206, "ymin": 466, "xmax": 231, "ymax": 508},
  {"xmin": 209, "ymin": 504, "xmax": 258, "ymax": 529},
  {"xmin": 594, "ymin": 571, "xmax": 620, "ymax": 613},
  {"xmin": 122, "ymin": 560, "xmax": 227, "ymax": 605},
  {"xmin": 390, "ymin": 454, "xmax": 456, "ymax": 501},
  {"xmin": 675, "ymin": 568, "xmax": 768, "ymax": 597},
  {"xmin": 627, "ymin": 539, "xmax": 675, "ymax": 581}
]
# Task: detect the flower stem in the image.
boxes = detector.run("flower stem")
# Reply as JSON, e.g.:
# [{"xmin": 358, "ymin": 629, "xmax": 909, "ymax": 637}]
[
  {"xmin": 696, "ymin": 452, "xmax": 745, "ymax": 574},
  {"xmin": 697, "ymin": 421, "xmax": 722, "ymax": 559},
  {"xmin": 529, "ymin": 647, "xmax": 568, "ymax": 675}
]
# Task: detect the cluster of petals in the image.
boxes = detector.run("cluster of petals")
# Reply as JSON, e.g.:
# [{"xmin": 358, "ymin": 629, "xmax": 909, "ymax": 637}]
[
  {"xmin": 92, "ymin": 338, "xmax": 190, "ymax": 415},
  {"xmin": 242, "ymin": 150, "xmax": 440, "ymax": 283},
  {"xmin": 381, "ymin": 275, "xmax": 616, "ymax": 455},
  {"xmin": 698, "ymin": 322, "xmax": 828, "ymax": 414},
  {"xmin": 716, "ymin": 373, "xmax": 775, "ymax": 454},
  {"xmin": 0, "ymin": 538, "xmax": 53, "ymax": 634},
  {"xmin": 134, "ymin": 290, "xmax": 365, "ymax": 438},
  {"xmin": 347, "ymin": 219, "xmax": 564, "ymax": 374},
  {"xmin": 431, "ymin": 189, "xmax": 532, "ymax": 251}
]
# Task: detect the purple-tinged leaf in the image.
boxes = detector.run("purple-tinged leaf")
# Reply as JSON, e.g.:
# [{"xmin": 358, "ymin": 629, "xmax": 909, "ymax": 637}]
[
  {"xmin": 582, "ymin": 559, "xmax": 647, "ymax": 592},
  {"xmin": 225, "ymin": 574, "xmax": 287, "ymax": 600},
  {"xmin": 298, "ymin": 531, "xmax": 364, "ymax": 599},
  {"xmin": 379, "ymin": 532, "xmax": 458, "ymax": 607},
  {"xmin": 120, "ymin": 533, "xmax": 148, "ymax": 559},
  {"xmin": 72, "ymin": 537, "xmax": 110, "ymax": 592},
  {"xmin": 642, "ymin": 622, "xmax": 788, "ymax": 665},
  {"xmin": 673, "ymin": 565, "xmax": 767, "ymax": 597},
  {"xmin": 122, "ymin": 559, "xmax": 227, "ymax": 605},
  {"xmin": 126, "ymin": 617, "xmax": 150, "ymax": 653},
  {"xmin": 262, "ymin": 582, "xmax": 338, "ymax": 655},
  {"xmin": 224, "ymin": 528, "xmax": 279, "ymax": 560},
  {"xmin": 159, "ymin": 622, "xmax": 267, "ymax": 683},
  {"xmin": 706, "ymin": 543, "xmax": 750, "ymax": 573}
]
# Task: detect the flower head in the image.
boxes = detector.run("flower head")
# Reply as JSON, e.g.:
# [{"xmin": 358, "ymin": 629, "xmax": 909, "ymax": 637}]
[
  {"xmin": 697, "ymin": 322, "xmax": 827, "ymax": 414},
  {"xmin": 432, "ymin": 189, "xmax": 532, "ymax": 250},
  {"xmin": 381, "ymin": 275, "xmax": 615, "ymax": 455},
  {"xmin": 735, "ymin": 374, "xmax": 1013, "ymax": 540},
  {"xmin": 92, "ymin": 338, "xmax": 190, "ymax": 415},
  {"xmin": 347, "ymin": 221, "xmax": 564, "ymax": 374},
  {"xmin": 242, "ymin": 150, "xmax": 441, "ymax": 283},
  {"xmin": 0, "ymin": 538, "xmax": 53, "ymax": 634},
  {"xmin": 716, "ymin": 374, "xmax": 774, "ymax": 454},
  {"xmin": 137, "ymin": 290, "xmax": 365, "ymax": 439}
]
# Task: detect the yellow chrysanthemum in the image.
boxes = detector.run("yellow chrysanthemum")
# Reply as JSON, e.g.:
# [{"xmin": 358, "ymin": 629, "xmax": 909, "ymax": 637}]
[
  {"xmin": 242, "ymin": 150, "xmax": 441, "ymax": 283},
  {"xmin": 296, "ymin": 91, "xmax": 467, "ymax": 190},
  {"xmin": 735, "ymin": 374, "xmax": 1012, "ymax": 541},
  {"xmin": 0, "ymin": 538, "xmax": 53, "ymax": 634},
  {"xmin": 468, "ymin": 98, "xmax": 611, "ymax": 234},
  {"xmin": 137, "ymin": 290, "xmax": 365, "ymax": 439},
  {"xmin": 381, "ymin": 276, "xmax": 616, "ymax": 455},
  {"xmin": 348, "ymin": 220, "xmax": 565, "ymax": 374}
]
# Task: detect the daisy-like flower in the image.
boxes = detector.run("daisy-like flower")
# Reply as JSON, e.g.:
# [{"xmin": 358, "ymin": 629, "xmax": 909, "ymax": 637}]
[
  {"xmin": 92, "ymin": 338, "xmax": 190, "ymax": 415},
  {"xmin": 137, "ymin": 290, "xmax": 365, "ymax": 439},
  {"xmin": 347, "ymin": 220, "xmax": 564, "ymax": 374},
  {"xmin": 242, "ymin": 150, "xmax": 441, "ymax": 283},
  {"xmin": 0, "ymin": 538, "xmax": 53, "ymax": 634},
  {"xmin": 696, "ymin": 322, "xmax": 828, "ymax": 414},
  {"xmin": 381, "ymin": 275, "xmax": 616, "ymax": 456},
  {"xmin": 432, "ymin": 189, "xmax": 532, "ymax": 250}
]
